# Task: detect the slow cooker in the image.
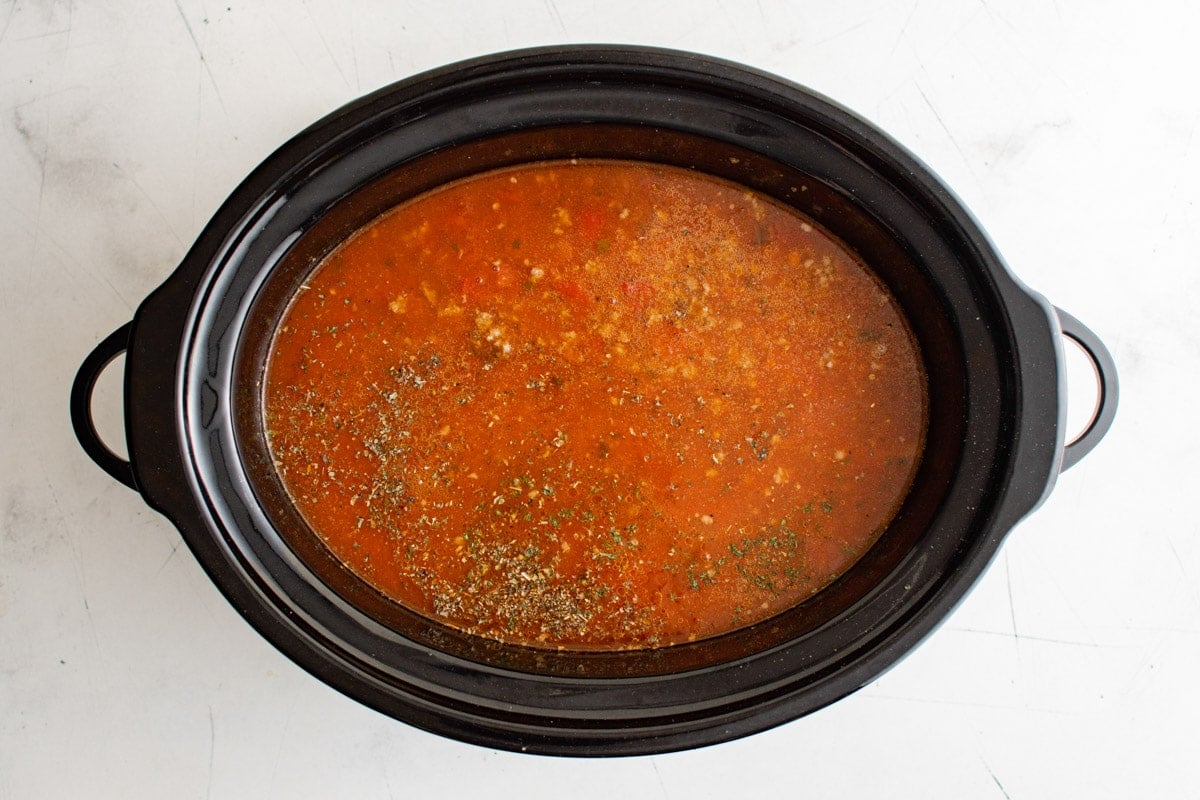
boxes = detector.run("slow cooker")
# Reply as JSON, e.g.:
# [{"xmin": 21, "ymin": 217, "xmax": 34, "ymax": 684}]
[{"xmin": 70, "ymin": 46, "xmax": 1117, "ymax": 755}]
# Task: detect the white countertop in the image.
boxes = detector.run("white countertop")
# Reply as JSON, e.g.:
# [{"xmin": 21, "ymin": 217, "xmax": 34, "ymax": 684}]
[{"xmin": 2, "ymin": 1, "xmax": 1197, "ymax": 797}]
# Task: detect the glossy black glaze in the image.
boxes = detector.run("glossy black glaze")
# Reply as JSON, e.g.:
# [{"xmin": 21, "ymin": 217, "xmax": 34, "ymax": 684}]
[
  {"xmin": 71, "ymin": 321, "xmax": 137, "ymax": 490},
  {"xmin": 1055, "ymin": 308, "xmax": 1119, "ymax": 470},
  {"xmin": 74, "ymin": 46, "xmax": 1117, "ymax": 755}
]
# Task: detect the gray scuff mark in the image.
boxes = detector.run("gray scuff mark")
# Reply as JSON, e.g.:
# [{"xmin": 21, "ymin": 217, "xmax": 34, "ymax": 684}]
[
  {"xmin": 206, "ymin": 706, "xmax": 215, "ymax": 800},
  {"xmin": 810, "ymin": 18, "xmax": 870, "ymax": 48},
  {"xmin": 1004, "ymin": 550, "xmax": 1019, "ymax": 640},
  {"xmin": 0, "ymin": 194, "xmax": 130, "ymax": 311},
  {"xmin": 155, "ymin": 540, "xmax": 181, "ymax": 575},
  {"xmin": 985, "ymin": 117, "xmax": 1071, "ymax": 172},
  {"xmin": 1165, "ymin": 534, "xmax": 1199, "ymax": 609},
  {"xmin": 266, "ymin": 692, "xmax": 300, "ymax": 794},
  {"xmin": 1158, "ymin": 112, "xmax": 1197, "ymax": 225},
  {"xmin": 980, "ymin": 754, "xmax": 1013, "ymax": 799},
  {"xmin": 950, "ymin": 627, "xmax": 1126, "ymax": 650},
  {"xmin": 0, "ymin": 1, "xmax": 18, "ymax": 47},
  {"xmin": 171, "ymin": 0, "xmax": 230, "ymax": 116},
  {"xmin": 112, "ymin": 161, "xmax": 186, "ymax": 248},
  {"xmin": 975, "ymin": 0, "xmax": 1019, "ymax": 37},
  {"xmin": 543, "ymin": 0, "xmax": 566, "ymax": 33},
  {"xmin": 890, "ymin": 0, "xmax": 919, "ymax": 58},
  {"xmin": 867, "ymin": 692, "xmax": 1069, "ymax": 714},
  {"xmin": 300, "ymin": 0, "xmax": 350, "ymax": 89},
  {"xmin": 12, "ymin": 106, "xmax": 49, "ymax": 278},
  {"xmin": 9, "ymin": 105, "xmax": 172, "ymax": 310},
  {"xmin": 914, "ymin": 77, "xmax": 985, "ymax": 195},
  {"xmin": 50, "ymin": 484, "xmax": 93, "ymax": 640},
  {"xmin": 651, "ymin": 757, "xmax": 669, "ymax": 799}
]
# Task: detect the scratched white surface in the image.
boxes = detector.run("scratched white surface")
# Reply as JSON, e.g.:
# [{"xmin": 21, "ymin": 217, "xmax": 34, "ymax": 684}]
[{"xmin": 2, "ymin": 1, "xmax": 1197, "ymax": 797}]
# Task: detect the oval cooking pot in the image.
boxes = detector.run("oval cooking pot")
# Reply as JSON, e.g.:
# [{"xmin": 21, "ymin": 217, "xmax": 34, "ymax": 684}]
[{"xmin": 71, "ymin": 46, "xmax": 1117, "ymax": 756}]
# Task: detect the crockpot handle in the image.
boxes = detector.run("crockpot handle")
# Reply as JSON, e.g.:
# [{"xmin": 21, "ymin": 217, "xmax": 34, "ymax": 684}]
[
  {"xmin": 1055, "ymin": 308, "xmax": 1118, "ymax": 472},
  {"xmin": 71, "ymin": 322, "xmax": 138, "ymax": 491}
]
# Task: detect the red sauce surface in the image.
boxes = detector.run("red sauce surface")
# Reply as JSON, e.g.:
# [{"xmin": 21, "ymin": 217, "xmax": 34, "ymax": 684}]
[{"xmin": 264, "ymin": 160, "xmax": 926, "ymax": 650}]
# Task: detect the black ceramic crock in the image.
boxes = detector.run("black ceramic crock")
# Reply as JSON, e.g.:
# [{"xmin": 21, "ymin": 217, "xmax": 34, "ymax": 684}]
[{"xmin": 71, "ymin": 46, "xmax": 1117, "ymax": 756}]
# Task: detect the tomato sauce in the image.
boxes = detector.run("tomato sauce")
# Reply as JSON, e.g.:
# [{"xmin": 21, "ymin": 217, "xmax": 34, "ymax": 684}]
[{"xmin": 263, "ymin": 160, "xmax": 927, "ymax": 650}]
